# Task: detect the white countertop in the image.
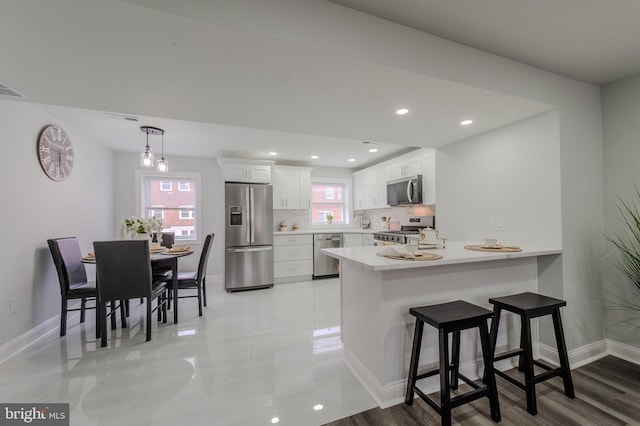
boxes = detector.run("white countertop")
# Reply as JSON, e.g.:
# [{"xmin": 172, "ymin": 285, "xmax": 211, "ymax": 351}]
[
  {"xmin": 274, "ymin": 228, "xmax": 375, "ymax": 235},
  {"xmin": 322, "ymin": 241, "xmax": 561, "ymax": 272}
]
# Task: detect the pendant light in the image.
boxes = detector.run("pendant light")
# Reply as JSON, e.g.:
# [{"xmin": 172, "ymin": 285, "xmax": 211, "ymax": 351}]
[
  {"xmin": 139, "ymin": 126, "xmax": 167, "ymax": 172},
  {"xmin": 156, "ymin": 128, "xmax": 168, "ymax": 172},
  {"xmin": 139, "ymin": 126, "xmax": 154, "ymax": 167}
]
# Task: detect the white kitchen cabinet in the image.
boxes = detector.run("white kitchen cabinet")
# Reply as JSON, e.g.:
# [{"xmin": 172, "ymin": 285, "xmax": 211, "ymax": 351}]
[
  {"xmin": 388, "ymin": 155, "xmax": 423, "ymax": 180},
  {"xmin": 274, "ymin": 234, "xmax": 313, "ymax": 282},
  {"xmin": 352, "ymin": 148, "xmax": 435, "ymax": 209},
  {"xmin": 217, "ymin": 158, "xmax": 274, "ymax": 183},
  {"xmin": 422, "ymin": 151, "xmax": 436, "ymax": 205},
  {"xmin": 343, "ymin": 233, "xmax": 363, "ymax": 247},
  {"xmin": 353, "ymin": 166, "xmax": 388, "ymax": 210},
  {"xmin": 272, "ymin": 165, "xmax": 313, "ymax": 210},
  {"xmin": 362, "ymin": 234, "xmax": 374, "ymax": 246}
]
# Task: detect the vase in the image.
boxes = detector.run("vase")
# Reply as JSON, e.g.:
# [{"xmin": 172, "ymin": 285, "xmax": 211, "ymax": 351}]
[{"xmin": 133, "ymin": 232, "xmax": 151, "ymax": 241}]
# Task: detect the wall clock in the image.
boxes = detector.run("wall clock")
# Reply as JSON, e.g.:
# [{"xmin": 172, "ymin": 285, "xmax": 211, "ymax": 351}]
[{"xmin": 37, "ymin": 124, "xmax": 74, "ymax": 182}]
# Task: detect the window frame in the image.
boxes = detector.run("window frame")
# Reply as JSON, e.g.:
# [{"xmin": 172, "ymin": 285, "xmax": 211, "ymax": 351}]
[
  {"xmin": 135, "ymin": 170, "xmax": 202, "ymax": 244},
  {"xmin": 310, "ymin": 178, "xmax": 351, "ymax": 227}
]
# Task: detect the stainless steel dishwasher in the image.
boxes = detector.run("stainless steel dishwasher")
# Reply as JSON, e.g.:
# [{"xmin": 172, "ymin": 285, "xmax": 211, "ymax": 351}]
[{"xmin": 313, "ymin": 234, "xmax": 342, "ymax": 278}]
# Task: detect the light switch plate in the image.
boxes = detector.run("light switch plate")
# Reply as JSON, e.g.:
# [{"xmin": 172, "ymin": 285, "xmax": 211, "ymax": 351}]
[
  {"xmin": 9, "ymin": 298, "xmax": 18, "ymax": 314},
  {"xmin": 491, "ymin": 216, "xmax": 505, "ymax": 231}
]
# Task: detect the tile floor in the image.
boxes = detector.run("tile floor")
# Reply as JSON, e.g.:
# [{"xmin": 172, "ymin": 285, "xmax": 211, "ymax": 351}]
[{"xmin": 0, "ymin": 279, "xmax": 376, "ymax": 425}]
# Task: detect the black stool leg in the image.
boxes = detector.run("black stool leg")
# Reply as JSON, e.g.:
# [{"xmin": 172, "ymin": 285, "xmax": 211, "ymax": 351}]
[
  {"xmin": 552, "ymin": 308, "xmax": 575, "ymax": 399},
  {"xmin": 520, "ymin": 314, "xmax": 537, "ymax": 415},
  {"xmin": 518, "ymin": 331, "xmax": 525, "ymax": 372},
  {"xmin": 479, "ymin": 320, "xmax": 501, "ymax": 422},
  {"xmin": 439, "ymin": 328, "xmax": 452, "ymax": 426},
  {"xmin": 405, "ymin": 319, "xmax": 424, "ymax": 405},
  {"xmin": 484, "ymin": 306, "xmax": 502, "ymax": 383},
  {"xmin": 450, "ymin": 330, "xmax": 461, "ymax": 390}
]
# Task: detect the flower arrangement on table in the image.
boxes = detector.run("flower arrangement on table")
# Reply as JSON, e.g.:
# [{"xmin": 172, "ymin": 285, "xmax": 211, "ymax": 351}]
[{"xmin": 120, "ymin": 216, "xmax": 164, "ymax": 240}]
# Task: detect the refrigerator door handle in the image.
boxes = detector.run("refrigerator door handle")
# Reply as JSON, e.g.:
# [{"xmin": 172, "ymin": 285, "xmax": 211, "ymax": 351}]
[
  {"xmin": 226, "ymin": 246, "xmax": 273, "ymax": 253},
  {"xmin": 245, "ymin": 187, "xmax": 251, "ymax": 244},
  {"xmin": 250, "ymin": 186, "xmax": 255, "ymax": 243}
]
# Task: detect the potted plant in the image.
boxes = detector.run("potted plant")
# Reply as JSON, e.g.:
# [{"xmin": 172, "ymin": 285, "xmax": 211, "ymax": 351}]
[
  {"xmin": 603, "ymin": 185, "xmax": 640, "ymax": 332},
  {"xmin": 326, "ymin": 214, "xmax": 333, "ymax": 224},
  {"xmin": 120, "ymin": 216, "xmax": 164, "ymax": 240}
]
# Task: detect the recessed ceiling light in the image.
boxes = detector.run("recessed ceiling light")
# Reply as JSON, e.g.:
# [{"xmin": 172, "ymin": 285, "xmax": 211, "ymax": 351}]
[
  {"xmin": 348, "ymin": 158, "xmax": 356, "ymax": 162},
  {"xmin": 310, "ymin": 155, "xmax": 319, "ymax": 159},
  {"xmin": 313, "ymin": 404, "xmax": 324, "ymax": 411},
  {"xmin": 460, "ymin": 119, "xmax": 473, "ymax": 126},
  {"xmin": 368, "ymin": 148, "xmax": 378, "ymax": 153},
  {"xmin": 271, "ymin": 417, "xmax": 280, "ymax": 424},
  {"xmin": 268, "ymin": 152, "xmax": 278, "ymax": 156},
  {"xmin": 396, "ymin": 108, "xmax": 409, "ymax": 115}
]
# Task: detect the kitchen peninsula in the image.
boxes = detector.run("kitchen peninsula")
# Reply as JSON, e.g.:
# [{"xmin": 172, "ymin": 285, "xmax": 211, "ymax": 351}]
[{"xmin": 322, "ymin": 242, "xmax": 562, "ymax": 408}]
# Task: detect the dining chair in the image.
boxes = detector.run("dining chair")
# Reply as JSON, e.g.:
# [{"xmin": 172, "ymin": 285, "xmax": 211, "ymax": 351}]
[
  {"xmin": 161, "ymin": 233, "xmax": 214, "ymax": 316},
  {"xmin": 152, "ymin": 232, "xmax": 176, "ymax": 281},
  {"xmin": 93, "ymin": 240, "xmax": 168, "ymax": 347},
  {"xmin": 47, "ymin": 237, "xmax": 98, "ymax": 337}
]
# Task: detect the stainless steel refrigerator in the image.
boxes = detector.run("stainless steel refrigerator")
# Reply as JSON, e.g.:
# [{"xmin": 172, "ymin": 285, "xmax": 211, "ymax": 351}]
[{"xmin": 224, "ymin": 182, "xmax": 274, "ymax": 292}]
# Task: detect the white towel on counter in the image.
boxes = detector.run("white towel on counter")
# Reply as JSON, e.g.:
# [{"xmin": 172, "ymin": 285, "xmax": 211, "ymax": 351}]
[{"xmin": 377, "ymin": 246, "xmax": 415, "ymax": 259}]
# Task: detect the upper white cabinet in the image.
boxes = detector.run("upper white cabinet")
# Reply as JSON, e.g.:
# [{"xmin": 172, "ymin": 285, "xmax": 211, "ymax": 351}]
[
  {"xmin": 422, "ymin": 151, "xmax": 436, "ymax": 205},
  {"xmin": 353, "ymin": 166, "xmax": 388, "ymax": 210},
  {"xmin": 272, "ymin": 165, "xmax": 313, "ymax": 210},
  {"xmin": 352, "ymin": 148, "xmax": 436, "ymax": 210},
  {"xmin": 388, "ymin": 155, "xmax": 423, "ymax": 179},
  {"xmin": 217, "ymin": 158, "xmax": 274, "ymax": 184}
]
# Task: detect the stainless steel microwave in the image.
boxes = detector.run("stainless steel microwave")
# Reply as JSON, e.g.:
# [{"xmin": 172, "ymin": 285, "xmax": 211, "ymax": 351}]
[{"xmin": 386, "ymin": 175, "xmax": 422, "ymax": 206}]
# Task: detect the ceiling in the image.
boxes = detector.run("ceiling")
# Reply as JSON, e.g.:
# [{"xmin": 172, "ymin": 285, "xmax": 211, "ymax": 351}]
[
  {"xmin": 330, "ymin": 0, "xmax": 640, "ymax": 86},
  {"xmin": 7, "ymin": 0, "xmax": 621, "ymax": 169}
]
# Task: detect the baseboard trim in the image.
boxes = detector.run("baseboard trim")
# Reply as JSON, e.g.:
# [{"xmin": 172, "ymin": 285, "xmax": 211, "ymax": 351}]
[
  {"xmin": 606, "ymin": 339, "xmax": 640, "ymax": 365},
  {"xmin": 0, "ymin": 315, "xmax": 61, "ymax": 365}
]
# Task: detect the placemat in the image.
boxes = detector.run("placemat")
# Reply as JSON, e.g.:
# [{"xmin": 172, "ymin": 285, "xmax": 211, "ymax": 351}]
[
  {"xmin": 464, "ymin": 245, "xmax": 522, "ymax": 253},
  {"xmin": 377, "ymin": 252, "xmax": 443, "ymax": 261}
]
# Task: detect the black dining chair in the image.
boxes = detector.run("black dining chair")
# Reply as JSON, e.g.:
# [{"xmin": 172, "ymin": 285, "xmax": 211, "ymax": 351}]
[
  {"xmin": 47, "ymin": 237, "xmax": 98, "ymax": 337},
  {"xmin": 93, "ymin": 240, "xmax": 168, "ymax": 347},
  {"xmin": 161, "ymin": 233, "xmax": 214, "ymax": 316},
  {"xmin": 152, "ymin": 232, "xmax": 176, "ymax": 281}
]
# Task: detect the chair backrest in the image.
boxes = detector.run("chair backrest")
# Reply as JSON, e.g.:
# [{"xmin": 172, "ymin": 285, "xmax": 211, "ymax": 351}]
[
  {"xmin": 161, "ymin": 232, "xmax": 174, "ymax": 248},
  {"xmin": 93, "ymin": 240, "xmax": 153, "ymax": 303},
  {"xmin": 47, "ymin": 237, "xmax": 88, "ymax": 292},
  {"xmin": 196, "ymin": 233, "xmax": 215, "ymax": 283}
]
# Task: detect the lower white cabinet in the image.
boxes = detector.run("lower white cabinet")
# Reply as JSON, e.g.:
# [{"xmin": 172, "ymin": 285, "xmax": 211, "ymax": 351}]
[
  {"xmin": 274, "ymin": 234, "xmax": 313, "ymax": 282},
  {"xmin": 343, "ymin": 233, "xmax": 363, "ymax": 247},
  {"xmin": 362, "ymin": 234, "xmax": 374, "ymax": 246}
]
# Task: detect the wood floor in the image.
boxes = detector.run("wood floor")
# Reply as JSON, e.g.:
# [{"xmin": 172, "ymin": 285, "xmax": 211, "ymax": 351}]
[{"xmin": 324, "ymin": 356, "xmax": 640, "ymax": 425}]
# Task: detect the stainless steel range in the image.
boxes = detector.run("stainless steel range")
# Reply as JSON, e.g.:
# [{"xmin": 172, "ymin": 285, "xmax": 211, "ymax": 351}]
[
  {"xmin": 373, "ymin": 216, "xmax": 434, "ymax": 245},
  {"xmin": 373, "ymin": 230, "xmax": 420, "ymax": 244}
]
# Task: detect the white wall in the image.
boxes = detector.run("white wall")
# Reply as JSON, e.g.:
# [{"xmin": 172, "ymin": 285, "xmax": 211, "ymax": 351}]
[
  {"xmin": 0, "ymin": 99, "xmax": 113, "ymax": 346},
  {"xmin": 601, "ymin": 73, "xmax": 640, "ymax": 344},
  {"xmin": 437, "ymin": 111, "xmax": 562, "ymax": 247},
  {"xmin": 113, "ymin": 152, "xmax": 223, "ymax": 274}
]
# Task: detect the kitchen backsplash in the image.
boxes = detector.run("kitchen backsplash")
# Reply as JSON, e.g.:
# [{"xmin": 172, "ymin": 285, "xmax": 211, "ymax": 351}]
[{"xmin": 273, "ymin": 205, "xmax": 435, "ymax": 231}]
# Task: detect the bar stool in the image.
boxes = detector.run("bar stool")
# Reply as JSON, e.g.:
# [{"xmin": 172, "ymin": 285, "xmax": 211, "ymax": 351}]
[
  {"xmin": 405, "ymin": 300, "xmax": 501, "ymax": 425},
  {"xmin": 488, "ymin": 292, "xmax": 575, "ymax": 415}
]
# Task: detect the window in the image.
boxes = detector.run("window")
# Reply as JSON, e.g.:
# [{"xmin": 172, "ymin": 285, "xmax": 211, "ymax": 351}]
[
  {"xmin": 141, "ymin": 175, "xmax": 198, "ymax": 241},
  {"xmin": 150, "ymin": 206, "xmax": 164, "ymax": 220},
  {"xmin": 179, "ymin": 208, "xmax": 195, "ymax": 219},
  {"xmin": 325, "ymin": 187, "xmax": 334, "ymax": 200},
  {"xmin": 311, "ymin": 180, "xmax": 350, "ymax": 225}
]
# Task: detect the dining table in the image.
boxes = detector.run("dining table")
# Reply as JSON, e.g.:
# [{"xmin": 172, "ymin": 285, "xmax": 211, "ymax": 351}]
[{"xmin": 83, "ymin": 248, "xmax": 193, "ymax": 324}]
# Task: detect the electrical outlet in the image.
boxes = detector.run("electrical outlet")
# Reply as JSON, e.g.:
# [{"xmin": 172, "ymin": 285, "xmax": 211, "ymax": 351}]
[
  {"xmin": 10, "ymin": 298, "xmax": 18, "ymax": 314},
  {"xmin": 491, "ymin": 216, "xmax": 505, "ymax": 231}
]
